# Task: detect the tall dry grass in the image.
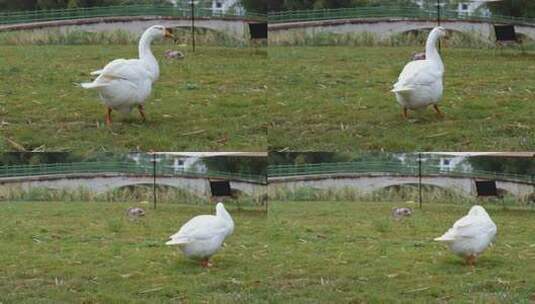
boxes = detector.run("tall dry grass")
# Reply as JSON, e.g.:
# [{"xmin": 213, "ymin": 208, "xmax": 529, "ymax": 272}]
[
  {"xmin": 269, "ymin": 29, "xmax": 535, "ymax": 49},
  {"xmin": 269, "ymin": 184, "xmax": 533, "ymax": 206},
  {"xmin": 0, "ymin": 27, "xmax": 246, "ymax": 46},
  {"xmin": 0, "ymin": 184, "xmax": 266, "ymax": 208}
]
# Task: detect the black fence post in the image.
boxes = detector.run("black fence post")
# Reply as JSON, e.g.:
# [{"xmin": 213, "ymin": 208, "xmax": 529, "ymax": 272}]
[
  {"xmin": 436, "ymin": 0, "xmax": 441, "ymax": 26},
  {"xmin": 152, "ymin": 153, "xmax": 157, "ymax": 209},
  {"xmin": 191, "ymin": 0, "xmax": 196, "ymax": 52},
  {"xmin": 418, "ymin": 152, "xmax": 422, "ymax": 209},
  {"xmin": 437, "ymin": 0, "xmax": 442, "ymax": 51}
]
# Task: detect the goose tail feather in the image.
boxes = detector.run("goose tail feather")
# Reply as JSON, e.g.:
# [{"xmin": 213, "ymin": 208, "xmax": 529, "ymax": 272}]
[
  {"xmin": 434, "ymin": 230, "xmax": 456, "ymax": 242},
  {"xmin": 392, "ymin": 87, "xmax": 413, "ymax": 93},
  {"xmin": 166, "ymin": 237, "xmax": 189, "ymax": 245},
  {"xmin": 80, "ymin": 81, "xmax": 109, "ymax": 89}
]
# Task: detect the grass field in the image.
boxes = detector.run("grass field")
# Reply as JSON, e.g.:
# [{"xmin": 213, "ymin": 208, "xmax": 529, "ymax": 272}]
[
  {"xmin": 2, "ymin": 200, "xmax": 535, "ymax": 303},
  {"xmin": 269, "ymin": 201, "xmax": 535, "ymax": 303},
  {"xmin": 0, "ymin": 201, "xmax": 271, "ymax": 303},
  {"xmin": 268, "ymin": 46, "xmax": 535, "ymax": 151},
  {"xmin": 0, "ymin": 45, "xmax": 267, "ymax": 151}
]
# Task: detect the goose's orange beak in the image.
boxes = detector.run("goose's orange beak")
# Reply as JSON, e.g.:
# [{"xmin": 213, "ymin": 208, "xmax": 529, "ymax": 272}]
[{"xmin": 164, "ymin": 28, "xmax": 175, "ymax": 39}]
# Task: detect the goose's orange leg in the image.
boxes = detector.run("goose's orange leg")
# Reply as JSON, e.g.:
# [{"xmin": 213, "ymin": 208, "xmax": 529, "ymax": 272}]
[
  {"xmin": 402, "ymin": 108, "xmax": 409, "ymax": 119},
  {"xmin": 465, "ymin": 254, "xmax": 476, "ymax": 266},
  {"xmin": 138, "ymin": 105, "xmax": 146, "ymax": 122},
  {"xmin": 105, "ymin": 107, "xmax": 112, "ymax": 126},
  {"xmin": 433, "ymin": 104, "xmax": 444, "ymax": 118},
  {"xmin": 200, "ymin": 258, "xmax": 213, "ymax": 268}
]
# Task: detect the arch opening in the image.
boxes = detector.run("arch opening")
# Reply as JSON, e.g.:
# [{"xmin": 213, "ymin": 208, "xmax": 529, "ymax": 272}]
[
  {"xmin": 496, "ymin": 188, "xmax": 513, "ymax": 198},
  {"xmin": 527, "ymin": 192, "xmax": 535, "ymax": 204},
  {"xmin": 370, "ymin": 183, "xmax": 467, "ymax": 202},
  {"xmin": 108, "ymin": 183, "xmax": 205, "ymax": 203},
  {"xmin": 167, "ymin": 26, "xmax": 244, "ymax": 46},
  {"xmin": 515, "ymin": 32, "xmax": 534, "ymax": 43}
]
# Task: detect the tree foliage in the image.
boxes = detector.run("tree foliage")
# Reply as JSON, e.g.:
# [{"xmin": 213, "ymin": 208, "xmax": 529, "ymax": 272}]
[
  {"xmin": 240, "ymin": 0, "xmax": 267, "ymax": 13},
  {"xmin": 203, "ymin": 156, "xmax": 267, "ymax": 176},
  {"xmin": 0, "ymin": 152, "xmax": 79, "ymax": 165},
  {"xmin": 1, "ymin": 0, "xmax": 534, "ymax": 17},
  {"xmin": 268, "ymin": 152, "xmax": 402, "ymax": 165},
  {"xmin": 264, "ymin": 0, "xmax": 419, "ymax": 11},
  {"xmin": 487, "ymin": 0, "xmax": 535, "ymax": 18},
  {"xmin": 0, "ymin": 0, "xmax": 169, "ymax": 11},
  {"xmin": 0, "ymin": 0, "xmax": 37, "ymax": 10},
  {"xmin": 262, "ymin": 0, "xmax": 534, "ymax": 15},
  {"xmin": 467, "ymin": 156, "xmax": 535, "ymax": 175}
]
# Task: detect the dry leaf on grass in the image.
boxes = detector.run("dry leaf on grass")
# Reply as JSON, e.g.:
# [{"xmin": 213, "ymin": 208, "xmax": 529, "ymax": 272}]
[{"xmin": 6, "ymin": 137, "xmax": 26, "ymax": 151}]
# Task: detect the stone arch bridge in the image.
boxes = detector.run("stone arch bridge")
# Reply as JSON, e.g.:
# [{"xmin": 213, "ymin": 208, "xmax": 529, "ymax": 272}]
[
  {"xmin": 269, "ymin": 173, "xmax": 534, "ymax": 199},
  {"xmin": 0, "ymin": 16, "xmax": 260, "ymax": 41},
  {"xmin": 0, "ymin": 173, "xmax": 267, "ymax": 198},
  {"xmin": 268, "ymin": 18, "xmax": 535, "ymax": 43}
]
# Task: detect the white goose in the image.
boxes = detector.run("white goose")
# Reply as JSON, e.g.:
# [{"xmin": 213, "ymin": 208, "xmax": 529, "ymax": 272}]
[
  {"xmin": 166, "ymin": 203, "xmax": 234, "ymax": 267},
  {"xmin": 81, "ymin": 25, "xmax": 174, "ymax": 125},
  {"xmin": 392, "ymin": 26, "xmax": 447, "ymax": 119},
  {"xmin": 434, "ymin": 205, "xmax": 497, "ymax": 266}
]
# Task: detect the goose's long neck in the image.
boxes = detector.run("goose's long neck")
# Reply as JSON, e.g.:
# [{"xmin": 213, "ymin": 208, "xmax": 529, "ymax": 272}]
[
  {"xmin": 217, "ymin": 207, "xmax": 234, "ymax": 228},
  {"xmin": 425, "ymin": 32, "xmax": 443, "ymax": 70},
  {"xmin": 138, "ymin": 32, "xmax": 159, "ymax": 81},
  {"xmin": 218, "ymin": 208, "xmax": 232, "ymax": 223}
]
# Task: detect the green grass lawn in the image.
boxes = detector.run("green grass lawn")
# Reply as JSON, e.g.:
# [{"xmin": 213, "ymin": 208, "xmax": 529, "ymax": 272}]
[
  {"xmin": 268, "ymin": 46, "xmax": 535, "ymax": 151},
  {"xmin": 0, "ymin": 46, "xmax": 267, "ymax": 151},
  {"xmin": 0, "ymin": 202, "xmax": 271, "ymax": 303},
  {"xmin": 2, "ymin": 200, "xmax": 535, "ymax": 303},
  {"xmin": 269, "ymin": 201, "xmax": 535, "ymax": 303}
]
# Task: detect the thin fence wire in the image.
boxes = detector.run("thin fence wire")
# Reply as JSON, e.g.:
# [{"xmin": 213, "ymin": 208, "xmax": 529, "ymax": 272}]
[
  {"xmin": 2, "ymin": 5, "xmax": 533, "ymax": 26},
  {"xmin": 0, "ymin": 161, "xmax": 266, "ymax": 184},
  {"xmin": 0, "ymin": 4, "xmax": 266, "ymax": 25},
  {"xmin": 268, "ymin": 162, "xmax": 534, "ymax": 184},
  {"xmin": 268, "ymin": 6, "xmax": 535, "ymax": 25}
]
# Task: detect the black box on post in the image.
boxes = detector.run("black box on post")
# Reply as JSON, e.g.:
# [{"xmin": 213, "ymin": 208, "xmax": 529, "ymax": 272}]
[
  {"xmin": 249, "ymin": 22, "xmax": 268, "ymax": 40},
  {"xmin": 475, "ymin": 180, "xmax": 498, "ymax": 197},
  {"xmin": 494, "ymin": 24, "xmax": 517, "ymax": 42},
  {"xmin": 210, "ymin": 180, "xmax": 232, "ymax": 196}
]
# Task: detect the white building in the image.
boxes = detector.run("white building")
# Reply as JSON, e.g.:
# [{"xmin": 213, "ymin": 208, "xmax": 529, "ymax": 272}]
[
  {"xmin": 411, "ymin": 0, "xmax": 491, "ymax": 17},
  {"xmin": 167, "ymin": 0, "xmax": 245, "ymax": 15},
  {"xmin": 456, "ymin": 1, "xmax": 491, "ymax": 17},
  {"xmin": 395, "ymin": 153, "xmax": 472, "ymax": 173},
  {"xmin": 437, "ymin": 155, "xmax": 472, "ymax": 172},
  {"xmin": 211, "ymin": 0, "xmax": 244, "ymax": 15},
  {"xmin": 126, "ymin": 153, "xmax": 207, "ymax": 173},
  {"xmin": 171, "ymin": 156, "xmax": 207, "ymax": 173}
]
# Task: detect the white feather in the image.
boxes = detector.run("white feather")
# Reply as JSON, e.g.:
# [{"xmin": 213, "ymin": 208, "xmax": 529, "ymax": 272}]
[
  {"xmin": 435, "ymin": 205, "xmax": 497, "ymax": 258},
  {"xmin": 166, "ymin": 203, "xmax": 234, "ymax": 260},
  {"xmin": 392, "ymin": 27, "xmax": 446, "ymax": 110},
  {"xmin": 81, "ymin": 25, "xmax": 168, "ymax": 114}
]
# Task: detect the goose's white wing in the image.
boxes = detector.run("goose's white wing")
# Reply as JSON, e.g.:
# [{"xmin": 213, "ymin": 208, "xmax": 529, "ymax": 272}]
[
  {"xmin": 166, "ymin": 215, "xmax": 229, "ymax": 245},
  {"xmin": 435, "ymin": 214, "xmax": 495, "ymax": 241},
  {"xmin": 393, "ymin": 60, "xmax": 442, "ymax": 92},
  {"xmin": 453, "ymin": 215, "xmax": 496, "ymax": 239},
  {"xmin": 81, "ymin": 59, "xmax": 150, "ymax": 89},
  {"xmin": 90, "ymin": 69, "xmax": 104, "ymax": 76}
]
